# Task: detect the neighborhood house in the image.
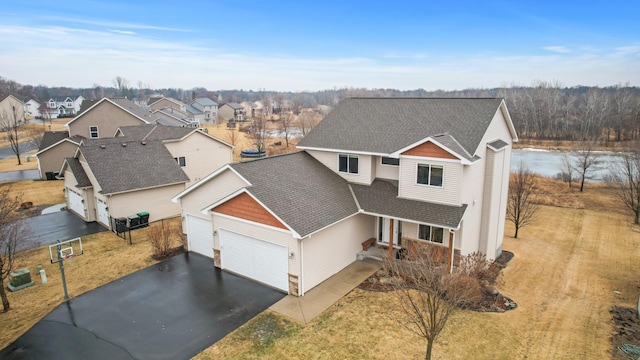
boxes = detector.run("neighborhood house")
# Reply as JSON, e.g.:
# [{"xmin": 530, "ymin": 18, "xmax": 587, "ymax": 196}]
[{"xmin": 173, "ymin": 98, "xmax": 517, "ymax": 296}]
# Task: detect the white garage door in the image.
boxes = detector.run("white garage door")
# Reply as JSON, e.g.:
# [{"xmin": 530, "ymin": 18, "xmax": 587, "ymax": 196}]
[
  {"xmin": 186, "ymin": 215, "xmax": 214, "ymax": 258},
  {"xmin": 67, "ymin": 188, "xmax": 84, "ymax": 217},
  {"xmin": 96, "ymin": 198, "xmax": 109, "ymax": 227},
  {"xmin": 219, "ymin": 229, "xmax": 288, "ymax": 292}
]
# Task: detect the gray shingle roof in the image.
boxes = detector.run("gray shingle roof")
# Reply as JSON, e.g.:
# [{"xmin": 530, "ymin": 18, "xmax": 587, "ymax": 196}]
[
  {"xmin": 109, "ymin": 98, "xmax": 154, "ymax": 123},
  {"xmin": 185, "ymin": 104, "xmax": 202, "ymax": 115},
  {"xmin": 298, "ymin": 98, "xmax": 504, "ymax": 157},
  {"xmin": 350, "ymin": 179, "xmax": 467, "ymax": 229},
  {"xmin": 79, "ymin": 139, "xmax": 189, "ymax": 194},
  {"xmin": 192, "ymin": 98, "xmax": 218, "ymax": 106},
  {"xmin": 116, "ymin": 124, "xmax": 194, "ymax": 141},
  {"xmin": 229, "ymin": 152, "xmax": 359, "ymax": 238},
  {"xmin": 488, "ymin": 139, "xmax": 509, "ymax": 150},
  {"xmin": 40, "ymin": 131, "xmax": 70, "ymax": 151},
  {"xmin": 64, "ymin": 157, "xmax": 92, "ymax": 188},
  {"xmin": 225, "ymin": 102, "xmax": 243, "ymax": 109}
]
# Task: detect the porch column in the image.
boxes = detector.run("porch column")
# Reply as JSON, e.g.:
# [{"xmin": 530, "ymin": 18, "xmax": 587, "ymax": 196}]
[
  {"xmin": 446, "ymin": 230, "xmax": 454, "ymax": 273},
  {"xmin": 388, "ymin": 219, "xmax": 394, "ymax": 261}
]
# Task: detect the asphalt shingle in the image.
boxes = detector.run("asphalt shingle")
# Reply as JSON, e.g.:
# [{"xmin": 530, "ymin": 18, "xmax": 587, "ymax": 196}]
[{"xmin": 64, "ymin": 157, "xmax": 92, "ymax": 188}]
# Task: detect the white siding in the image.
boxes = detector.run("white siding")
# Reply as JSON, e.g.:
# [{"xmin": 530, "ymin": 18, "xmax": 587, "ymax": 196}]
[
  {"xmin": 163, "ymin": 132, "xmax": 232, "ymax": 186},
  {"xmin": 375, "ymin": 156, "xmax": 400, "ymax": 180},
  {"xmin": 108, "ymin": 184, "xmax": 184, "ymax": 224},
  {"xmin": 213, "ymin": 215, "xmax": 299, "ymax": 285},
  {"xmin": 179, "ymin": 169, "xmax": 247, "ymax": 230},
  {"xmin": 305, "ymin": 150, "xmax": 374, "ymax": 185},
  {"xmin": 302, "ymin": 214, "xmax": 375, "ymax": 293},
  {"xmin": 397, "ymin": 157, "xmax": 462, "ymax": 205}
]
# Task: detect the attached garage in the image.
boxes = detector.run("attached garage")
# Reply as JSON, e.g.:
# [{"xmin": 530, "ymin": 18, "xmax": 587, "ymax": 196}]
[
  {"xmin": 96, "ymin": 198, "xmax": 109, "ymax": 227},
  {"xmin": 67, "ymin": 188, "xmax": 85, "ymax": 218},
  {"xmin": 186, "ymin": 215, "xmax": 214, "ymax": 258},
  {"xmin": 219, "ymin": 229, "xmax": 288, "ymax": 292}
]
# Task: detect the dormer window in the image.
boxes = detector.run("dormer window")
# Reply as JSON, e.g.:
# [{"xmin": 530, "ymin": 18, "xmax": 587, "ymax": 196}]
[{"xmin": 338, "ymin": 154, "xmax": 358, "ymax": 174}]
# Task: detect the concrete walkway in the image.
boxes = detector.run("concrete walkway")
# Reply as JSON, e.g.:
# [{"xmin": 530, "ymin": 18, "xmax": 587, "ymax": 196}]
[{"xmin": 270, "ymin": 260, "xmax": 380, "ymax": 324}]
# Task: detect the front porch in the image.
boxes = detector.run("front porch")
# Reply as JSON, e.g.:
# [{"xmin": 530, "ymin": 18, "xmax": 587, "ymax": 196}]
[{"xmin": 357, "ymin": 237, "xmax": 461, "ymax": 269}]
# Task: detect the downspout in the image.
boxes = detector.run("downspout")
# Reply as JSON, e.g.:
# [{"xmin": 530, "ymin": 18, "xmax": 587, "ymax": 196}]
[{"xmin": 300, "ymin": 236, "xmax": 305, "ymax": 296}]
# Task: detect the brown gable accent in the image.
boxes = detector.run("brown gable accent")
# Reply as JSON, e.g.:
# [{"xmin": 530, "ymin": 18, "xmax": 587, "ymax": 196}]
[
  {"xmin": 213, "ymin": 192, "xmax": 288, "ymax": 230},
  {"xmin": 402, "ymin": 141, "xmax": 458, "ymax": 159}
]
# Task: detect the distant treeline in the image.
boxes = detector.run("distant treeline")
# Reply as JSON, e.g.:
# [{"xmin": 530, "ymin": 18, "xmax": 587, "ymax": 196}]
[{"xmin": 1, "ymin": 76, "xmax": 638, "ymax": 143}]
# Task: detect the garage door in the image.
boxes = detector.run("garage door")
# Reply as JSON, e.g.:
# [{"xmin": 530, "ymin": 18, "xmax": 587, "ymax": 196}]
[
  {"xmin": 96, "ymin": 198, "xmax": 109, "ymax": 227},
  {"xmin": 219, "ymin": 229, "xmax": 288, "ymax": 292},
  {"xmin": 67, "ymin": 188, "xmax": 84, "ymax": 218},
  {"xmin": 186, "ymin": 215, "xmax": 214, "ymax": 258}
]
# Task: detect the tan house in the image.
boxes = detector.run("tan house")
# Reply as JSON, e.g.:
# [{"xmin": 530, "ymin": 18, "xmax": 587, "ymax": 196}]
[
  {"xmin": 218, "ymin": 102, "xmax": 245, "ymax": 121},
  {"xmin": 35, "ymin": 97, "xmax": 152, "ymax": 180},
  {"xmin": 148, "ymin": 97, "xmax": 185, "ymax": 112},
  {"xmin": 0, "ymin": 95, "xmax": 26, "ymax": 126},
  {"xmin": 60, "ymin": 124, "xmax": 233, "ymax": 228},
  {"xmin": 172, "ymin": 98, "xmax": 518, "ymax": 296}
]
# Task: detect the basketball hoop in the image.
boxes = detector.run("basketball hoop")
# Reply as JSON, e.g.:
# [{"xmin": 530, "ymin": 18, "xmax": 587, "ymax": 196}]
[{"xmin": 64, "ymin": 253, "xmax": 77, "ymax": 264}]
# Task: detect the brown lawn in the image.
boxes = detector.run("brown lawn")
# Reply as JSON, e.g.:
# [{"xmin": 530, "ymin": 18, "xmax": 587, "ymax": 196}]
[
  {"xmin": 196, "ymin": 182, "xmax": 639, "ymax": 360},
  {"xmin": 0, "ymin": 180, "xmax": 65, "ymax": 209}
]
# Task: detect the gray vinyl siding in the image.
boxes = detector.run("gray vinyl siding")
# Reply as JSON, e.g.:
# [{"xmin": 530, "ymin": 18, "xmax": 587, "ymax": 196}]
[{"xmin": 397, "ymin": 157, "xmax": 462, "ymax": 205}]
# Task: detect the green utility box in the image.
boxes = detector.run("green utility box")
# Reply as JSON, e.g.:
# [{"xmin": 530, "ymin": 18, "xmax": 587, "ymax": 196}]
[{"xmin": 8, "ymin": 268, "xmax": 35, "ymax": 291}]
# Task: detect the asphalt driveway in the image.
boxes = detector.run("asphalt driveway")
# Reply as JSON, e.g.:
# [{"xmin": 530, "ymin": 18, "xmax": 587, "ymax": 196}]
[
  {"xmin": 0, "ymin": 253, "xmax": 286, "ymax": 360},
  {"xmin": 18, "ymin": 210, "xmax": 107, "ymax": 252}
]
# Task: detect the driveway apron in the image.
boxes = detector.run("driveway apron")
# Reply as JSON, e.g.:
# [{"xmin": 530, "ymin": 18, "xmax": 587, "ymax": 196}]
[{"xmin": 0, "ymin": 253, "xmax": 286, "ymax": 360}]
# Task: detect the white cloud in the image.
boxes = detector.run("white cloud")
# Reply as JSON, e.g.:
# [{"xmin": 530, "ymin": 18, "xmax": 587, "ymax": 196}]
[
  {"xmin": 1, "ymin": 23, "xmax": 638, "ymax": 91},
  {"xmin": 542, "ymin": 46, "xmax": 571, "ymax": 54}
]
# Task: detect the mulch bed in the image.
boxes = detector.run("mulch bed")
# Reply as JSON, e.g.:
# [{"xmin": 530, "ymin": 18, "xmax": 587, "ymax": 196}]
[
  {"xmin": 611, "ymin": 306, "xmax": 640, "ymax": 359},
  {"xmin": 151, "ymin": 246, "xmax": 185, "ymax": 261},
  {"xmin": 358, "ymin": 250, "xmax": 517, "ymax": 313}
]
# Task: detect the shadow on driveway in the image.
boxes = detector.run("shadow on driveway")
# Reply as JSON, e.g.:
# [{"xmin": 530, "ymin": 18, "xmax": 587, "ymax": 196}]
[
  {"xmin": 18, "ymin": 210, "xmax": 107, "ymax": 252},
  {"xmin": 0, "ymin": 253, "xmax": 286, "ymax": 360}
]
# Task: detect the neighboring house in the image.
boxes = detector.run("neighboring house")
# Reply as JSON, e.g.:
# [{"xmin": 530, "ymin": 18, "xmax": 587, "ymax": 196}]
[
  {"xmin": 148, "ymin": 97, "xmax": 185, "ymax": 112},
  {"xmin": 189, "ymin": 98, "xmax": 218, "ymax": 124},
  {"xmin": 172, "ymin": 97, "xmax": 517, "ymax": 296},
  {"xmin": 34, "ymin": 131, "xmax": 83, "ymax": 179},
  {"xmin": 240, "ymin": 101, "xmax": 256, "ymax": 120},
  {"xmin": 46, "ymin": 96, "xmax": 85, "ymax": 117},
  {"xmin": 60, "ymin": 138, "xmax": 190, "ymax": 229},
  {"xmin": 115, "ymin": 124, "xmax": 233, "ymax": 185},
  {"xmin": 218, "ymin": 102, "xmax": 245, "ymax": 121},
  {"xmin": 152, "ymin": 108, "xmax": 199, "ymax": 128},
  {"xmin": 24, "ymin": 99, "xmax": 41, "ymax": 118},
  {"xmin": 35, "ymin": 97, "xmax": 152, "ymax": 180},
  {"xmin": 0, "ymin": 95, "xmax": 26, "ymax": 125},
  {"xmin": 60, "ymin": 124, "xmax": 233, "ymax": 228}
]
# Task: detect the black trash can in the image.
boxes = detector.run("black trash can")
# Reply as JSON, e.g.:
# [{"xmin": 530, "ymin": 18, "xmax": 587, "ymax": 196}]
[
  {"xmin": 137, "ymin": 212, "xmax": 149, "ymax": 227},
  {"xmin": 115, "ymin": 218, "xmax": 128, "ymax": 233},
  {"xmin": 128, "ymin": 216, "xmax": 140, "ymax": 229}
]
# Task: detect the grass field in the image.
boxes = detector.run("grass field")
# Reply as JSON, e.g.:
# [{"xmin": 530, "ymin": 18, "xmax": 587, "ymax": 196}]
[{"xmin": 196, "ymin": 182, "xmax": 639, "ymax": 359}]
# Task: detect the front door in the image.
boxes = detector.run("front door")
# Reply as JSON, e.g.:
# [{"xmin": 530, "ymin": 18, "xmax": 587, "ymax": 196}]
[{"xmin": 378, "ymin": 217, "xmax": 401, "ymax": 247}]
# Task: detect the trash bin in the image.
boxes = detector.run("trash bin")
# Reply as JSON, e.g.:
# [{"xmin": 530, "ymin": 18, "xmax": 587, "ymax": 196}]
[
  {"xmin": 115, "ymin": 217, "xmax": 128, "ymax": 233},
  {"xmin": 45, "ymin": 172, "xmax": 55, "ymax": 180},
  {"xmin": 128, "ymin": 216, "xmax": 140, "ymax": 229},
  {"xmin": 137, "ymin": 211, "xmax": 149, "ymax": 227}
]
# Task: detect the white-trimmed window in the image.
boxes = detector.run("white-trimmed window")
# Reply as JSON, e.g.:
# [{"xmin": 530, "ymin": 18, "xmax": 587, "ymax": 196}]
[
  {"xmin": 174, "ymin": 156, "xmax": 186, "ymax": 167},
  {"xmin": 417, "ymin": 164, "xmax": 443, "ymax": 187},
  {"xmin": 338, "ymin": 154, "xmax": 358, "ymax": 174},
  {"xmin": 381, "ymin": 157, "xmax": 399, "ymax": 166},
  {"xmin": 89, "ymin": 126, "xmax": 99, "ymax": 138},
  {"xmin": 418, "ymin": 224, "xmax": 444, "ymax": 244}
]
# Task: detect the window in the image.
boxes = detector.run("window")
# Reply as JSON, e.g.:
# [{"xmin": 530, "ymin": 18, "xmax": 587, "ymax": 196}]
[
  {"xmin": 418, "ymin": 224, "xmax": 444, "ymax": 244},
  {"xmin": 417, "ymin": 164, "xmax": 443, "ymax": 187},
  {"xmin": 174, "ymin": 156, "xmax": 186, "ymax": 167},
  {"xmin": 89, "ymin": 126, "xmax": 99, "ymax": 139},
  {"xmin": 381, "ymin": 157, "xmax": 400, "ymax": 166},
  {"xmin": 338, "ymin": 154, "xmax": 358, "ymax": 174}
]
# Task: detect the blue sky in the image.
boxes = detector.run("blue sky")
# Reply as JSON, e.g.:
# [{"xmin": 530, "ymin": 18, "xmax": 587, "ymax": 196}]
[{"xmin": 1, "ymin": 0, "xmax": 638, "ymax": 91}]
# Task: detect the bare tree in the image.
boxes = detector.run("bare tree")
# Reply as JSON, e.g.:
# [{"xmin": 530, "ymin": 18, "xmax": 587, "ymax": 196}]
[
  {"xmin": 250, "ymin": 115, "xmax": 268, "ymax": 153},
  {"xmin": 225, "ymin": 127, "xmax": 240, "ymax": 149},
  {"xmin": 112, "ymin": 76, "xmax": 130, "ymax": 97},
  {"xmin": 280, "ymin": 111, "xmax": 293, "ymax": 147},
  {"xmin": 298, "ymin": 110, "xmax": 320, "ymax": 136},
  {"xmin": 560, "ymin": 152, "xmax": 575, "ymax": 188},
  {"xmin": 570, "ymin": 140, "xmax": 601, "ymax": 192},
  {"xmin": 1, "ymin": 104, "xmax": 24, "ymax": 165},
  {"xmin": 0, "ymin": 188, "xmax": 29, "ymax": 312},
  {"xmin": 384, "ymin": 256, "xmax": 477, "ymax": 360},
  {"xmin": 607, "ymin": 145, "xmax": 640, "ymax": 224},
  {"xmin": 507, "ymin": 162, "xmax": 538, "ymax": 238}
]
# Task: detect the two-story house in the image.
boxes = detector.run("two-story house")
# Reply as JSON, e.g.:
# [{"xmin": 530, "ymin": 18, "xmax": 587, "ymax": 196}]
[
  {"xmin": 23, "ymin": 99, "xmax": 41, "ymax": 118},
  {"xmin": 46, "ymin": 96, "xmax": 85, "ymax": 118},
  {"xmin": 172, "ymin": 98, "xmax": 517, "ymax": 296},
  {"xmin": 35, "ymin": 97, "xmax": 153, "ymax": 179},
  {"xmin": 218, "ymin": 102, "xmax": 246, "ymax": 121},
  {"xmin": 60, "ymin": 124, "xmax": 233, "ymax": 229},
  {"xmin": 189, "ymin": 98, "xmax": 218, "ymax": 124}
]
